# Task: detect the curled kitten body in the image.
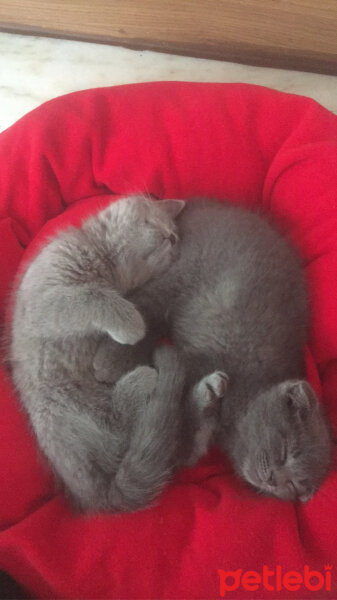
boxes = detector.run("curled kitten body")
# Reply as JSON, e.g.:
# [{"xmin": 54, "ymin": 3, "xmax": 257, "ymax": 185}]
[{"xmin": 10, "ymin": 195, "xmax": 186, "ymax": 512}]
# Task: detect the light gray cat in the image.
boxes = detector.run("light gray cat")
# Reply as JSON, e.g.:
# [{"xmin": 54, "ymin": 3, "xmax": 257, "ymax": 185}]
[
  {"xmin": 95, "ymin": 198, "xmax": 332, "ymax": 502},
  {"xmin": 10, "ymin": 195, "xmax": 206, "ymax": 513}
]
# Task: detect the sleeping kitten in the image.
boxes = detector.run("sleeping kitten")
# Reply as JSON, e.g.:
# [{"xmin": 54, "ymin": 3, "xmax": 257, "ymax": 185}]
[
  {"xmin": 10, "ymin": 195, "xmax": 191, "ymax": 512},
  {"xmin": 95, "ymin": 198, "xmax": 332, "ymax": 502}
]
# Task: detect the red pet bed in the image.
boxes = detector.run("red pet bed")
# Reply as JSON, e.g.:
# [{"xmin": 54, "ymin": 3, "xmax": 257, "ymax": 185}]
[{"xmin": 0, "ymin": 82, "xmax": 337, "ymax": 599}]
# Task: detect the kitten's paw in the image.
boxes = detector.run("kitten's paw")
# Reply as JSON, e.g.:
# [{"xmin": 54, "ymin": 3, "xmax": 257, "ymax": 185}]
[
  {"xmin": 124, "ymin": 366, "xmax": 158, "ymax": 396},
  {"xmin": 194, "ymin": 371, "xmax": 229, "ymax": 410},
  {"xmin": 106, "ymin": 308, "xmax": 146, "ymax": 345},
  {"xmin": 206, "ymin": 371, "xmax": 229, "ymax": 401}
]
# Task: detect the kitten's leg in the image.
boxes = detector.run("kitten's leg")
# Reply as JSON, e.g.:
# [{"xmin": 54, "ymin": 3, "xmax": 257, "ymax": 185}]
[
  {"xmin": 108, "ymin": 346, "xmax": 186, "ymax": 512},
  {"xmin": 28, "ymin": 285, "xmax": 146, "ymax": 344},
  {"xmin": 185, "ymin": 371, "xmax": 229, "ymax": 466}
]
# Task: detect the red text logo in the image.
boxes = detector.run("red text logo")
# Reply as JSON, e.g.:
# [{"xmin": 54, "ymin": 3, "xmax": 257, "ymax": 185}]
[{"xmin": 218, "ymin": 564, "xmax": 332, "ymax": 596}]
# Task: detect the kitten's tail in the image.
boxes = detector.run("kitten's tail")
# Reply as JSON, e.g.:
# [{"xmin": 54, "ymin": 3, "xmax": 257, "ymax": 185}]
[{"xmin": 109, "ymin": 345, "xmax": 186, "ymax": 512}]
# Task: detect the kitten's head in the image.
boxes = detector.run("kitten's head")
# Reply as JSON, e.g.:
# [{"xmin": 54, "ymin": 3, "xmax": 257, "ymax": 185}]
[
  {"xmin": 231, "ymin": 380, "xmax": 332, "ymax": 502},
  {"xmin": 117, "ymin": 194, "xmax": 185, "ymax": 255},
  {"xmin": 92, "ymin": 194, "xmax": 185, "ymax": 287}
]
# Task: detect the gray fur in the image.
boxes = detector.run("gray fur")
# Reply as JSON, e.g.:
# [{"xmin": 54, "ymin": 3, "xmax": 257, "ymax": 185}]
[
  {"xmin": 10, "ymin": 195, "xmax": 188, "ymax": 512},
  {"xmin": 97, "ymin": 198, "xmax": 332, "ymax": 501}
]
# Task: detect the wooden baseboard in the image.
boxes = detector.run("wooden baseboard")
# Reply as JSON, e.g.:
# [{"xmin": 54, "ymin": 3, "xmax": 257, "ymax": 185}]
[{"xmin": 0, "ymin": 0, "xmax": 336, "ymax": 75}]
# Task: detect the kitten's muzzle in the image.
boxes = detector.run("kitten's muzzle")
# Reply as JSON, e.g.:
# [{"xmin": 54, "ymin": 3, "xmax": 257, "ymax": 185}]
[
  {"xmin": 247, "ymin": 459, "xmax": 313, "ymax": 502},
  {"xmin": 263, "ymin": 470, "xmax": 313, "ymax": 502}
]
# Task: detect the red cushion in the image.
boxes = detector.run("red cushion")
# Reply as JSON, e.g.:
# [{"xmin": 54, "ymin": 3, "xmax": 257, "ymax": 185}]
[{"xmin": 0, "ymin": 82, "xmax": 337, "ymax": 599}]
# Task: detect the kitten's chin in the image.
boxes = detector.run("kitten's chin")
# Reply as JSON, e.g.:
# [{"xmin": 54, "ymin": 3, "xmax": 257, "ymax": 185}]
[
  {"xmin": 251, "ymin": 480, "xmax": 315, "ymax": 503},
  {"xmin": 298, "ymin": 490, "xmax": 315, "ymax": 503},
  {"xmin": 263, "ymin": 483, "xmax": 297, "ymax": 502}
]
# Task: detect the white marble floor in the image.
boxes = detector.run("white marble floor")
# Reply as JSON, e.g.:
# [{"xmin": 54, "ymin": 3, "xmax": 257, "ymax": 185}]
[{"xmin": 0, "ymin": 31, "xmax": 337, "ymax": 133}]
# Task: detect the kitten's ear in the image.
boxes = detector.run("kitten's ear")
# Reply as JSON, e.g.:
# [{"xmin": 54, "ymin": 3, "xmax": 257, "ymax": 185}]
[
  {"xmin": 159, "ymin": 199, "xmax": 185, "ymax": 219},
  {"xmin": 285, "ymin": 380, "xmax": 318, "ymax": 420}
]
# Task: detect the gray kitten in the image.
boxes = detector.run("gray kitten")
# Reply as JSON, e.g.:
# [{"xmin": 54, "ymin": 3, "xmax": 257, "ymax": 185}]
[
  {"xmin": 10, "ymin": 195, "xmax": 192, "ymax": 512},
  {"xmin": 96, "ymin": 198, "xmax": 332, "ymax": 502}
]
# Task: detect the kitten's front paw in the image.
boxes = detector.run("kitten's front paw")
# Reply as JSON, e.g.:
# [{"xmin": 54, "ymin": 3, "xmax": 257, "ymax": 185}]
[
  {"xmin": 106, "ymin": 307, "xmax": 146, "ymax": 345},
  {"xmin": 194, "ymin": 371, "xmax": 229, "ymax": 410}
]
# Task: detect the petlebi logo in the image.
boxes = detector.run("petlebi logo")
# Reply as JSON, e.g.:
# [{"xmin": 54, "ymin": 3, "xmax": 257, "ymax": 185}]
[{"xmin": 218, "ymin": 564, "xmax": 333, "ymax": 596}]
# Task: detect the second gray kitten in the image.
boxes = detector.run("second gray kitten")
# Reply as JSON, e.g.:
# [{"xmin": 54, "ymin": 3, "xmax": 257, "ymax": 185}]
[{"xmin": 96, "ymin": 198, "xmax": 332, "ymax": 502}]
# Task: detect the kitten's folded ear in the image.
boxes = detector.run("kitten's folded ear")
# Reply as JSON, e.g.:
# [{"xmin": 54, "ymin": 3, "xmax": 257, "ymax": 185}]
[
  {"xmin": 159, "ymin": 199, "xmax": 186, "ymax": 218},
  {"xmin": 285, "ymin": 380, "xmax": 318, "ymax": 420}
]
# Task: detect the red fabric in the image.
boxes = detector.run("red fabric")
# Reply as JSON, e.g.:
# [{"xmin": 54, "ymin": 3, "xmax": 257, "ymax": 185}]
[{"xmin": 0, "ymin": 82, "xmax": 337, "ymax": 599}]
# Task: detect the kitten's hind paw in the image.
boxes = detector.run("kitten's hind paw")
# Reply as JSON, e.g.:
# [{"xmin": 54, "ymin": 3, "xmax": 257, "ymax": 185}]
[
  {"xmin": 206, "ymin": 371, "xmax": 229, "ymax": 401},
  {"xmin": 194, "ymin": 371, "xmax": 229, "ymax": 410}
]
